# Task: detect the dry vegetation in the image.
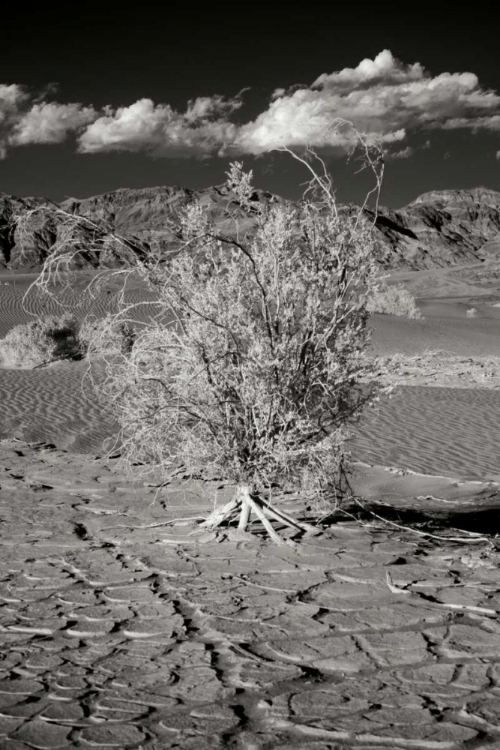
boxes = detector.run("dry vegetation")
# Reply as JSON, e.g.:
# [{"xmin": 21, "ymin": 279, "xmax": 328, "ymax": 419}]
[
  {"xmin": 15, "ymin": 132, "xmax": 391, "ymax": 540},
  {"xmin": 78, "ymin": 317, "xmax": 136, "ymax": 357},
  {"xmin": 0, "ymin": 315, "xmax": 83, "ymax": 368},
  {"xmin": 367, "ymin": 282, "xmax": 422, "ymax": 319}
]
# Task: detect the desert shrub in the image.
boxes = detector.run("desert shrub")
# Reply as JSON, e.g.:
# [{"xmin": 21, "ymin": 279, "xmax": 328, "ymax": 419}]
[
  {"xmin": 367, "ymin": 283, "xmax": 421, "ymax": 319},
  {"xmin": 0, "ymin": 315, "xmax": 81, "ymax": 368},
  {"xmin": 78, "ymin": 316, "xmax": 136, "ymax": 357},
  {"xmin": 79, "ymin": 158, "xmax": 388, "ymax": 539},
  {"xmin": 17, "ymin": 138, "xmax": 389, "ymax": 540}
]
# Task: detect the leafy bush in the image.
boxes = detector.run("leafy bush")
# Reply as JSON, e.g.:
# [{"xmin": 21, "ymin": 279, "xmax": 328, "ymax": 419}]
[
  {"xmin": 0, "ymin": 315, "xmax": 81, "ymax": 368},
  {"xmin": 367, "ymin": 283, "xmax": 422, "ymax": 319}
]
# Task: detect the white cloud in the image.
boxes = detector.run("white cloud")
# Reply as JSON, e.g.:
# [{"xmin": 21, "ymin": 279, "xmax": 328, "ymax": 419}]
[
  {"xmin": 235, "ymin": 51, "xmax": 500, "ymax": 155},
  {"xmin": 0, "ymin": 84, "xmax": 29, "ymax": 156},
  {"xmin": 234, "ymin": 91, "xmax": 407, "ymax": 155},
  {"xmin": 2, "ymin": 51, "xmax": 500, "ymax": 160},
  {"xmin": 387, "ymin": 146, "xmax": 414, "ymax": 160},
  {"xmin": 79, "ymin": 99, "xmax": 168, "ymax": 153},
  {"xmin": 0, "ymin": 84, "xmax": 28, "ymax": 119},
  {"xmin": 79, "ymin": 95, "xmax": 240, "ymax": 156},
  {"xmin": 184, "ymin": 94, "xmax": 242, "ymax": 123},
  {"xmin": 10, "ymin": 102, "xmax": 97, "ymax": 145},
  {"xmin": 312, "ymin": 49, "xmax": 425, "ymax": 88},
  {"xmin": 442, "ymin": 115, "xmax": 500, "ymax": 131},
  {"xmin": 0, "ymin": 84, "xmax": 97, "ymax": 157}
]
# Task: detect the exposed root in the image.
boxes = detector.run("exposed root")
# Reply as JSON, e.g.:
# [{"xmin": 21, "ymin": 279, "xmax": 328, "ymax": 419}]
[
  {"xmin": 199, "ymin": 495, "xmax": 240, "ymax": 530},
  {"xmin": 199, "ymin": 484, "xmax": 315, "ymax": 543}
]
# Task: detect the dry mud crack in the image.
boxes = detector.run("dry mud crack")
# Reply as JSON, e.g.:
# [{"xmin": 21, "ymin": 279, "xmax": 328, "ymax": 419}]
[{"xmin": 2, "ymin": 440, "xmax": 500, "ymax": 749}]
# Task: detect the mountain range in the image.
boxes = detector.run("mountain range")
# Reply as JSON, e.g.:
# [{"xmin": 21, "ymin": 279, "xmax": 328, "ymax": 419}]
[{"xmin": 1, "ymin": 185, "xmax": 500, "ymax": 272}]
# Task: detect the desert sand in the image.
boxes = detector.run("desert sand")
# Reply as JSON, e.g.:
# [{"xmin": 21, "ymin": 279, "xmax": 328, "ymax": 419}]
[{"xmin": 1, "ymin": 269, "xmax": 500, "ymax": 749}]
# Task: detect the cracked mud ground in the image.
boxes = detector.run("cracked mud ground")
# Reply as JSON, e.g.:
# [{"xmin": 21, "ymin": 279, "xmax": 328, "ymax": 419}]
[{"xmin": 2, "ymin": 440, "xmax": 500, "ymax": 749}]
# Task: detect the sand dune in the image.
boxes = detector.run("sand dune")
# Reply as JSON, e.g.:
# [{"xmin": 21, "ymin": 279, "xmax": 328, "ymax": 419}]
[
  {"xmin": 1, "ymin": 271, "xmax": 500, "ymax": 483},
  {"xmin": 351, "ymin": 386, "xmax": 500, "ymax": 480},
  {"xmin": 0, "ymin": 361, "xmax": 119, "ymax": 453},
  {"xmin": 1, "ymin": 363, "xmax": 498, "ymax": 482},
  {"xmin": 370, "ymin": 306, "xmax": 500, "ymax": 357},
  {"xmin": 0, "ymin": 275, "xmax": 164, "ymax": 453},
  {"xmin": 0, "ymin": 274, "xmax": 161, "ymax": 338}
]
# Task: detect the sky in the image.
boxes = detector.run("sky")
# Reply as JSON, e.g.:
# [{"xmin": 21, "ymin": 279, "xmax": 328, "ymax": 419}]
[{"xmin": 1, "ymin": 0, "xmax": 499, "ymax": 207}]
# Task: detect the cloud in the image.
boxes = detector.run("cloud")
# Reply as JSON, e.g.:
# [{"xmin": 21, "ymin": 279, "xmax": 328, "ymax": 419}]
[
  {"xmin": 0, "ymin": 84, "xmax": 29, "ymax": 157},
  {"xmin": 0, "ymin": 84, "xmax": 97, "ymax": 157},
  {"xmin": 312, "ymin": 49, "xmax": 425, "ymax": 88},
  {"xmin": 10, "ymin": 102, "xmax": 97, "ymax": 145},
  {"xmin": 184, "ymin": 94, "xmax": 242, "ymax": 123},
  {"xmin": 2, "ymin": 51, "xmax": 500, "ymax": 160},
  {"xmin": 442, "ymin": 115, "xmax": 500, "ymax": 131},
  {"xmin": 79, "ymin": 95, "xmax": 241, "ymax": 156},
  {"xmin": 235, "ymin": 50, "xmax": 500, "ymax": 155},
  {"xmin": 0, "ymin": 83, "xmax": 28, "ymax": 117},
  {"xmin": 387, "ymin": 146, "xmax": 414, "ymax": 160}
]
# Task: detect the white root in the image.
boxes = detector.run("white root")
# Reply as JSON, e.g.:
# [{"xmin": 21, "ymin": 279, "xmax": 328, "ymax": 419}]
[{"xmin": 200, "ymin": 484, "xmax": 315, "ymax": 543}]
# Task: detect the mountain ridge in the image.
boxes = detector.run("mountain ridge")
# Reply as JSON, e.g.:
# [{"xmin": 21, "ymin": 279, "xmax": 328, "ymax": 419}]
[{"xmin": 1, "ymin": 184, "xmax": 500, "ymax": 272}]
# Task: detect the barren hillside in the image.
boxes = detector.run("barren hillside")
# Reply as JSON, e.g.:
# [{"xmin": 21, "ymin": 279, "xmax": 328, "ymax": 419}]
[{"xmin": 1, "ymin": 185, "xmax": 500, "ymax": 271}]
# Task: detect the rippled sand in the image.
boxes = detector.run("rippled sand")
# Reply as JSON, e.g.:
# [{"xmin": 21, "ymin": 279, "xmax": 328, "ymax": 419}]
[
  {"xmin": 351, "ymin": 386, "xmax": 500, "ymax": 480},
  {"xmin": 0, "ymin": 361, "xmax": 119, "ymax": 453},
  {"xmin": 0, "ymin": 274, "xmax": 149, "ymax": 453},
  {"xmin": 0, "ymin": 273, "xmax": 160, "ymax": 338},
  {"xmin": 1, "ymin": 275, "xmax": 500, "ymax": 482}
]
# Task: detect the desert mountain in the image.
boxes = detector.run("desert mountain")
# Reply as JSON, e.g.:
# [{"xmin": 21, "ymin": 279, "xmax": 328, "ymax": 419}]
[
  {"xmin": 370, "ymin": 188, "xmax": 500, "ymax": 269},
  {"xmin": 1, "ymin": 184, "xmax": 500, "ymax": 272}
]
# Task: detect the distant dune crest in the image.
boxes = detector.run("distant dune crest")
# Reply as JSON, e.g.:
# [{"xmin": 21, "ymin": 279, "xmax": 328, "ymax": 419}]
[{"xmin": 1, "ymin": 184, "xmax": 500, "ymax": 272}]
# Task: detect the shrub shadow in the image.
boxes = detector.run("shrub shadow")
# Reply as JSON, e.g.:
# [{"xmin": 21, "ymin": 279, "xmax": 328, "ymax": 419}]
[{"xmin": 326, "ymin": 492, "xmax": 500, "ymax": 537}]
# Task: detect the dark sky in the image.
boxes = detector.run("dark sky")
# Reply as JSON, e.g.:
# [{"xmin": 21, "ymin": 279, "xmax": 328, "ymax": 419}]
[{"xmin": 1, "ymin": 0, "xmax": 499, "ymax": 207}]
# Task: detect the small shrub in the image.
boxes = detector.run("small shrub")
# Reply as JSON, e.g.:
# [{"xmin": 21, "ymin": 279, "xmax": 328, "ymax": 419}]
[
  {"xmin": 367, "ymin": 284, "xmax": 422, "ymax": 319},
  {"xmin": 466, "ymin": 307, "xmax": 477, "ymax": 318},
  {"xmin": 0, "ymin": 315, "xmax": 81, "ymax": 368},
  {"xmin": 78, "ymin": 316, "xmax": 136, "ymax": 358}
]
